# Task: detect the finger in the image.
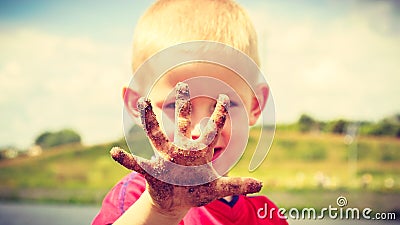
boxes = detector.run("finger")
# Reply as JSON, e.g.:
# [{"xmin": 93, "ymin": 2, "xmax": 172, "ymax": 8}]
[
  {"xmin": 214, "ymin": 177, "xmax": 262, "ymax": 198},
  {"xmin": 110, "ymin": 147, "xmax": 148, "ymax": 174},
  {"xmin": 137, "ymin": 97, "xmax": 172, "ymax": 154},
  {"xmin": 199, "ymin": 94, "xmax": 230, "ymax": 151},
  {"xmin": 174, "ymin": 82, "xmax": 192, "ymax": 141}
]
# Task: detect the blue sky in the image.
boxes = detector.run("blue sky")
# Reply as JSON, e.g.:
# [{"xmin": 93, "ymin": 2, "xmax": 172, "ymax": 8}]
[{"xmin": 1, "ymin": 0, "xmax": 399, "ymax": 148}]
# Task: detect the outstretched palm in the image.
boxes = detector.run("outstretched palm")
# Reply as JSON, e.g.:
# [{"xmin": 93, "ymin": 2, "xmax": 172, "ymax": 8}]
[{"xmin": 111, "ymin": 82, "xmax": 262, "ymax": 212}]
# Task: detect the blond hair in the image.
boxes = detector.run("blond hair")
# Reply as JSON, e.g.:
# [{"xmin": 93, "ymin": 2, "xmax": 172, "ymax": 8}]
[{"xmin": 132, "ymin": 0, "xmax": 260, "ymax": 72}]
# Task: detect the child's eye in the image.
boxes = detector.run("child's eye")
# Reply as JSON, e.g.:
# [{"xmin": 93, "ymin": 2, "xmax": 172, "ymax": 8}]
[
  {"xmin": 212, "ymin": 100, "xmax": 238, "ymax": 110},
  {"xmin": 164, "ymin": 102, "xmax": 175, "ymax": 109},
  {"xmin": 229, "ymin": 101, "xmax": 238, "ymax": 107}
]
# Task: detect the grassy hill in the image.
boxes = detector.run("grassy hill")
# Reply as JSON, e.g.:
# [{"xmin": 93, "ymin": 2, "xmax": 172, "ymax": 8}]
[
  {"xmin": 0, "ymin": 130, "xmax": 399, "ymax": 211},
  {"xmin": 0, "ymin": 140, "xmax": 130, "ymax": 203}
]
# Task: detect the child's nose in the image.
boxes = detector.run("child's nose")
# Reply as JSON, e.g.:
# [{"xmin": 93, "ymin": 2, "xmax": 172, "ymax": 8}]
[
  {"xmin": 191, "ymin": 123, "xmax": 201, "ymax": 140},
  {"xmin": 189, "ymin": 98, "xmax": 216, "ymax": 140},
  {"xmin": 190, "ymin": 117, "xmax": 209, "ymax": 140}
]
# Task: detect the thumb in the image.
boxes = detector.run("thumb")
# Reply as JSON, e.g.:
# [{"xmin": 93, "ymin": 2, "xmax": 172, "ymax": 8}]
[{"xmin": 110, "ymin": 147, "xmax": 148, "ymax": 175}]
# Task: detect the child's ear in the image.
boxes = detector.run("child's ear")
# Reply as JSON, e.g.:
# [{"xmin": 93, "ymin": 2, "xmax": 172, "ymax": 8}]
[
  {"xmin": 122, "ymin": 87, "xmax": 141, "ymax": 118},
  {"xmin": 249, "ymin": 84, "xmax": 269, "ymax": 126}
]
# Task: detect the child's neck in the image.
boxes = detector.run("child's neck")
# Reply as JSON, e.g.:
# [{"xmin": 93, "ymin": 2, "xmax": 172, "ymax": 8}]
[{"xmin": 222, "ymin": 195, "xmax": 233, "ymax": 202}]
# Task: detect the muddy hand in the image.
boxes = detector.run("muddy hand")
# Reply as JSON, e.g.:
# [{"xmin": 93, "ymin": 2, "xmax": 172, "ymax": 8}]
[{"xmin": 110, "ymin": 82, "xmax": 262, "ymax": 211}]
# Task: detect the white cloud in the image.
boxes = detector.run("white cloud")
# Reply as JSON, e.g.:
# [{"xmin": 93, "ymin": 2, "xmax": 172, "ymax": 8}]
[
  {"xmin": 248, "ymin": 1, "xmax": 400, "ymax": 122},
  {"xmin": 0, "ymin": 28, "xmax": 132, "ymax": 148}
]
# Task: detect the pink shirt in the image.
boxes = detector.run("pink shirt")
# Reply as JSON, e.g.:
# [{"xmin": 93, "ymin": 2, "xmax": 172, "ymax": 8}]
[{"xmin": 92, "ymin": 172, "xmax": 288, "ymax": 225}]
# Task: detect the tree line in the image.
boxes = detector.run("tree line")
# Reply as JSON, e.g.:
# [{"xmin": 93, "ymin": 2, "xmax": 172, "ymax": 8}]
[
  {"xmin": 0, "ymin": 129, "xmax": 81, "ymax": 160},
  {"xmin": 281, "ymin": 113, "xmax": 400, "ymax": 138},
  {"xmin": 35, "ymin": 129, "xmax": 81, "ymax": 149}
]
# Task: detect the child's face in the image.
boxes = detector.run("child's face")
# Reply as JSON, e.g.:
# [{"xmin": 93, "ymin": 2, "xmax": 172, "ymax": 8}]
[{"xmin": 144, "ymin": 62, "xmax": 264, "ymax": 160}]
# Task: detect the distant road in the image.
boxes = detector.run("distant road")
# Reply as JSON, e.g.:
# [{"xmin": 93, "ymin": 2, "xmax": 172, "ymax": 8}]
[
  {"xmin": 0, "ymin": 202, "xmax": 99, "ymax": 225},
  {"xmin": 0, "ymin": 202, "xmax": 398, "ymax": 225}
]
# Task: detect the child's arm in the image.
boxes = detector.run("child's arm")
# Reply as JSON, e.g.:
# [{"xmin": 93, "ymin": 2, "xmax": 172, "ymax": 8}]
[
  {"xmin": 112, "ymin": 189, "xmax": 188, "ymax": 225},
  {"xmin": 111, "ymin": 83, "xmax": 262, "ymax": 225}
]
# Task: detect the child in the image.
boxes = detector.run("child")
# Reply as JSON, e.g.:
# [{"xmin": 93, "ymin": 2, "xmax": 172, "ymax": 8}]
[{"xmin": 92, "ymin": 0, "xmax": 288, "ymax": 224}]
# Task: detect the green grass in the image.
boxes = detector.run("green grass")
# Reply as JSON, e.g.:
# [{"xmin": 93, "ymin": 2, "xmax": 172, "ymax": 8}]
[
  {"xmin": 231, "ymin": 130, "xmax": 400, "ymax": 191},
  {"xmin": 0, "ymin": 130, "xmax": 399, "ymax": 210},
  {"xmin": 0, "ymin": 141, "xmax": 131, "ymax": 203}
]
